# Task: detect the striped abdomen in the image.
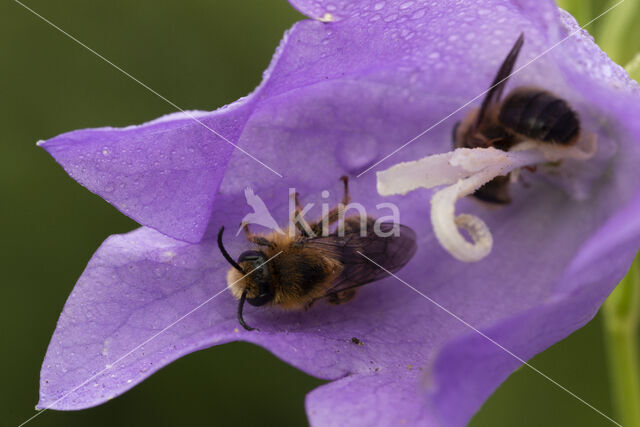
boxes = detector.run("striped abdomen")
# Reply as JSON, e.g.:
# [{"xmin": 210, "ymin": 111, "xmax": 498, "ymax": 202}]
[{"xmin": 498, "ymin": 88, "xmax": 580, "ymax": 145}]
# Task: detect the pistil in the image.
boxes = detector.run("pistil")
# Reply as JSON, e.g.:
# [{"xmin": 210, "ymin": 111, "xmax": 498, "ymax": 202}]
[{"xmin": 377, "ymin": 135, "xmax": 597, "ymax": 262}]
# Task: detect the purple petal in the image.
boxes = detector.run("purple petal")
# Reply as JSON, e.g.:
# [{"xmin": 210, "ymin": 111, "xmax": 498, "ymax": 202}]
[
  {"xmin": 288, "ymin": 0, "xmax": 365, "ymax": 21},
  {"xmin": 426, "ymin": 194, "xmax": 640, "ymax": 426},
  {"xmin": 38, "ymin": 226, "xmax": 234, "ymax": 409},
  {"xmin": 39, "ymin": 108, "xmax": 247, "ymax": 243},
  {"xmin": 40, "ymin": 0, "xmax": 640, "ymax": 425},
  {"xmin": 306, "ymin": 370, "xmax": 434, "ymax": 426}
]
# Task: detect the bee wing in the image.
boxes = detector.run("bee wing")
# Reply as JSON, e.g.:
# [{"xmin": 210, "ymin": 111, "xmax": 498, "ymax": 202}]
[
  {"xmin": 305, "ymin": 222, "xmax": 417, "ymax": 297},
  {"xmin": 475, "ymin": 33, "xmax": 525, "ymax": 127}
]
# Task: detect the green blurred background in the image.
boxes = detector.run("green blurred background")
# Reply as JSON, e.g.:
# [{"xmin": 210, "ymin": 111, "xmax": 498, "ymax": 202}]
[{"xmin": 1, "ymin": 1, "xmax": 638, "ymax": 426}]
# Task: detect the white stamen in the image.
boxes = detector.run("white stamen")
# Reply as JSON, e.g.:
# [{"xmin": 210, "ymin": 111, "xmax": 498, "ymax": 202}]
[
  {"xmin": 430, "ymin": 170, "xmax": 496, "ymax": 261},
  {"xmin": 377, "ymin": 136, "xmax": 597, "ymax": 262},
  {"xmin": 512, "ymin": 133, "xmax": 598, "ymax": 161},
  {"xmin": 377, "ymin": 151, "xmax": 466, "ymax": 196}
]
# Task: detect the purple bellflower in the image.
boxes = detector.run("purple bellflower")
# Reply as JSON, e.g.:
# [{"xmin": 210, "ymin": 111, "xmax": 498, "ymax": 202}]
[{"xmin": 38, "ymin": 1, "xmax": 640, "ymax": 426}]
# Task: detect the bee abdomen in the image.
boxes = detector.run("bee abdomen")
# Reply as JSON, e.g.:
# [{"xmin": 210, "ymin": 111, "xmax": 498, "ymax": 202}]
[{"xmin": 498, "ymin": 89, "xmax": 580, "ymax": 145}]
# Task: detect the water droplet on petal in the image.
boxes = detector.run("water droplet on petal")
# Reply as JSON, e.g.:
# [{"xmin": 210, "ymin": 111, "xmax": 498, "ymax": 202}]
[
  {"xmin": 411, "ymin": 9, "xmax": 425, "ymax": 19},
  {"xmin": 384, "ymin": 13, "xmax": 398, "ymax": 22},
  {"xmin": 336, "ymin": 136, "xmax": 379, "ymax": 175}
]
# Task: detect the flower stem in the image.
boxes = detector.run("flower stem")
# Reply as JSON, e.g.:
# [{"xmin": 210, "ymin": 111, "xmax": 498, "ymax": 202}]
[{"xmin": 603, "ymin": 252, "xmax": 640, "ymax": 427}]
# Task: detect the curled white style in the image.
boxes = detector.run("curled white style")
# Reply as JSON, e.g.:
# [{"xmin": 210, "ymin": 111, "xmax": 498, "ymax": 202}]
[{"xmin": 377, "ymin": 135, "xmax": 597, "ymax": 262}]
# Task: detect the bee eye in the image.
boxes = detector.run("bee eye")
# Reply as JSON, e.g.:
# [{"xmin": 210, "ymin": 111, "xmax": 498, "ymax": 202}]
[
  {"xmin": 247, "ymin": 281, "xmax": 274, "ymax": 306},
  {"xmin": 237, "ymin": 250, "xmax": 272, "ymax": 306},
  {"xmin": 237, "ymin": 250, "xmax": 269, "ymax": 278}
]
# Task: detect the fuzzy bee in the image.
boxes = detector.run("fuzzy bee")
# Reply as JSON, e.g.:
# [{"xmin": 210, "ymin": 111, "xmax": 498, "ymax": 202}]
[
  {"xmin": 218, "ymin": 176, "xmax": 417, "ymax": 331},
  {"xmin": 453, "ymin": 33, "xmax": 581, "ymax": 203}
]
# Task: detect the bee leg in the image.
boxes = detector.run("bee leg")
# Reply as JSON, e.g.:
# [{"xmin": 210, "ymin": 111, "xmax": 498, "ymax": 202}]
[
  {"xmin": 340, "ymin": 175, "xmax": 351, "ymax": 205},
  {"xmin": 294, "ymin": 213, "xmax": 313, "ymax": 237},
  {"xmin": 311, "ymin": 206, "xmax": 342, "ymax": 236},
  {"xmin": 327, "ymin": 289, "xmax": 357, "ymax": 305},
  {"xmin": 291, "ymin": 191, "xmax": 314, "ymax": 237},
  {"xmin": 242, "ymin": 224, "xmax": 274, "ymax": 247},
  {"xmin": 312, "ymin": 176, "xmax": 351, "ymax": 236}
]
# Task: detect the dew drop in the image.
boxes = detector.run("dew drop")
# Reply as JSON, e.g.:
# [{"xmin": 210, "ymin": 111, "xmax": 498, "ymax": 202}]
[
  {"xmin": 319, "ymin": 12, "xmax": 334, "ymax": 22},
  {"xmin": 102, "ymin": 337, "xmax": 112, "ymax": 356},
  {"xmin": 336, "ymin": 136, "xmax": 379, "ymax": 175},
  {"xmin": 411, "ymin": 9, "xmax": 425, "ymax": 19},
  {"xmin": 384, "ymin": 13, "xmax": 398, "ymax": 22}
]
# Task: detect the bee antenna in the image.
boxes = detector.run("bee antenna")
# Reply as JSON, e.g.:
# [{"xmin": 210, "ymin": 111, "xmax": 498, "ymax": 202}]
[
  {"xmin": 218, "ymin": 226, "xmax": 244, "ymax": 273},
  {"xmin": 237, "ymin": 290, "xmax": 255, "ymax": 331}
]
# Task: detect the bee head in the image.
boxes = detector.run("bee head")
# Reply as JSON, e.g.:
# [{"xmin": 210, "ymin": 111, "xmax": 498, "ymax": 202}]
[
  {"xmin": 236, "ymin": 250, "xmax": 274, "ymax": 306},
  {"xmin": 217, "ymin": 227, "xmax": 274, "ymax": 331}
]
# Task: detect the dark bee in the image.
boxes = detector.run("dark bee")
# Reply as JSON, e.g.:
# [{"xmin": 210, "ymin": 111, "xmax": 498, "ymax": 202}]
[
  {"xmin": 453, "ymin": 33, "xmax": 581, "ymax": 204},
  {"xmin": 218, "ymin": 176, "xmax": 417, "ymax": 331}
]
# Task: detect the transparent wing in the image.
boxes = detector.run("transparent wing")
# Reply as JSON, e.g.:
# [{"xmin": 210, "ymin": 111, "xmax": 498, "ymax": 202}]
[
  {"xmin": 475, "ymin": 33, "xmax": 525, "ymax": 127},
  {"xmin": 305, "ymin": 220, "xmax": 417, "ymax": 298}
]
